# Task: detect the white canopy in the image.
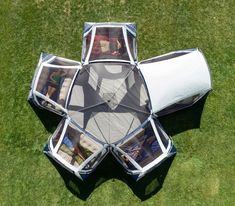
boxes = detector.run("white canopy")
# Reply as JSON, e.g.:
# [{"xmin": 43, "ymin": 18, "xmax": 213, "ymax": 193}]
[{"xmin": 139, "ymin": 49, "xmax": 212, "ymax": 114}]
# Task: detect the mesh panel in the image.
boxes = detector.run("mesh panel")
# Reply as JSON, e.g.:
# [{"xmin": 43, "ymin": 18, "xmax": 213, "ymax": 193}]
[
  {"xmin": 67, "ymin": 67, "xmax": 106, "ymax": 112},
  {"xmin": 67, "ymin": 63, "xmax": 150, "ymax": 144},
  {"xmin": 112, "ymin": 68, "xmax": 150, "ymax": 113},
  {"xmin": 88, "ymin": 63, "xmax": 132, "ymax": 102},
  {"xmin": 69, "ymin": 103, "xmax": 148, "ymax": 144},
  {"xmin": 69, "ymin": 103, "xmax": 109, "ymax": 143}
]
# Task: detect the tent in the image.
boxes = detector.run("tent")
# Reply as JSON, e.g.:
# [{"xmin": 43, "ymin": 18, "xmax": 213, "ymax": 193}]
[{"xmin": 28, "ymin": 22, "xmax": 212, "ymax": 181}]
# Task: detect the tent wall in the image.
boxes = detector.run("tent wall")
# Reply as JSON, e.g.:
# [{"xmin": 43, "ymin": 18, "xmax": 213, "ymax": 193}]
[
  {"xmin": 82, "ymin": 23, "xmax": 137, "ymax": 64},
  {"xmin": 139, "ymin": 49, "xmax": 212, "ymax": 114},
  {"xmin": 31, "ymin": 53, "xmax": 81, "ymax": 113}
]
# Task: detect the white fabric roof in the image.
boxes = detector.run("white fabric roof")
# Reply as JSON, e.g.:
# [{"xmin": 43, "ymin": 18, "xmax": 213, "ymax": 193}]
[{"xmin": 139, "ymin": 49, "xmax": 212, "ymax": 113}]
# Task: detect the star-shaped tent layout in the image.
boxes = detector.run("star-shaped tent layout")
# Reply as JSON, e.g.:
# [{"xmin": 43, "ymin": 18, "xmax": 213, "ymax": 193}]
[{"xmin": 28, "ymin": 22, "xmax": 212, "ymax": 181}]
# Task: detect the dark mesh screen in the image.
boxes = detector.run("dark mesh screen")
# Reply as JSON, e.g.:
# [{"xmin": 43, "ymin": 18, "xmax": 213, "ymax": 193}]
[{"xmin": 67, "ymin": 63, "xmax": 150, "ymax": 143}]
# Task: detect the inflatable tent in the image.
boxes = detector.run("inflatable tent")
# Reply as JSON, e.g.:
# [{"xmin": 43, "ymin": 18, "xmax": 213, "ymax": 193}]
[{"xmin": 28, "ymin": 22, "xmax": 212, "ymax": 180}]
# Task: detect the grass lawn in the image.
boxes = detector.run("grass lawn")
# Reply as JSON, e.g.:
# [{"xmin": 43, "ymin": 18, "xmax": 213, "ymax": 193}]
[{"xmin": 0, "ymin": 0, "xmax": 234, "ymax": 205}]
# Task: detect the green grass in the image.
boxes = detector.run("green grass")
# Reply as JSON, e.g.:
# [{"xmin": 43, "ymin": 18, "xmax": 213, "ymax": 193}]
[{"xmin": 0, "ymin": 0, "xmax": 234, "ymax": 205}]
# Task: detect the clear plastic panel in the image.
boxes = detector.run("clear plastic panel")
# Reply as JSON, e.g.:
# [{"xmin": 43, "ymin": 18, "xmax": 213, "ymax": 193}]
[
  {"xmin": 48, "ymin": 57, "xmax": 80, "ymax": 66},
  {"xmin": 89, "ymin": 27, "xmax": 129, "ymax": 61},
  {"xmin": 113, "ymin": 149, "xmax": 137, "ymax": 170},
  {"xmin": 127, "ymin": 31, "xmax": 136, "ymax": 60},
  {"xmin": 140, "ymin": 51, "xmax": 188, "ymax": 64},
  {"xmin": 35, "ymin": 96, "xmax": 64, "ymax": 113},
  {"xmin": 119, "ymin": 121, "xmax": 163, "ymax": 168},
  {"xmin": 82, "ymin": 149, "xmax": 107, "ymax": 170},
  {"xmin": 82, "ymin": 64, "xmax": 150, "ymax": 113},
  {"xmin": 82, "ymin": 30, "xmax": 92, "ymax": 61},
  {"xmin": 154, "ymin": 119, "xmax": 170, "ymax": 148},
  {"xmin": 36, "ymin": 66, "xmax": 77, "ymax": 107},
  {"xmin": 156, "ymin": 94, "xmax": 201, "ymax": 116},
  {"xmin": 57, "ymin": 123, "xmax": 102, "ymax": 167},
  {"xmin": 67, "ymin": 63, "xmax": 136, "ymax": 112},
  {"xmin": 51, "ymin": 119, "xmax": 66, "ymax": 148}
]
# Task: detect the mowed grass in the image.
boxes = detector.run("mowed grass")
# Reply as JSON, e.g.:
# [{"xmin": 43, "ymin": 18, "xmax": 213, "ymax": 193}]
[{"xmin": 0, "ymin": 0, "xmax": 234, "ymax": 205}]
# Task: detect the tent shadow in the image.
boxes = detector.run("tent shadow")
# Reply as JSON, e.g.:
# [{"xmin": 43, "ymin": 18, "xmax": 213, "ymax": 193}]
[
  {"xmin": 32, "ymin": 94, "xmax": 209, "ymax": 201},
  {"xmin": 158, "ymin": 94, "xmax": 209, "ymax": 136},
  {"xmin": 45, "ymin": 152, "xmax": 175, "ymax": 201},
  {"xmin": 28, "ymin": 100, "xmax": 62, "ymax": 133}
]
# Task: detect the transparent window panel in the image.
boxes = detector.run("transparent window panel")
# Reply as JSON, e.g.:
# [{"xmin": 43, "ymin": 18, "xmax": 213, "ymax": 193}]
[
  {"xmin": 140, "ymin": 52, "xmax": 188, "ymax": 64},
  {"xmin": 51, "ymin": 120, "xmax": 65, "ymax": 148},
  {"xmin": 82, "ymin": 30, "xmax": 92, "ymax": 61},
  {"xmin": 120, "ymin": 122, "xmax": 163, "ymax": 168},
  {"xmin": 89, "ymin": 27, "xmax": 129, "ymax": 61},
  {"xmin": 154, "ymin": 120, "xmax": 169, "ymax": 148},
  {"xmin": 177, "ymin": 94, "xmax": 200, "ymax": 104},
  {"xmin": 48, "ymin": 57, "xmax": 80, "ymax": 66},
  {"xmin": 36, "ymin": 66, "xmax": 77, "ymax": 107},
  {"xmin": 157, "ymin": 94, "xmax": 201, "ymax": 116},
  {"xmin": 57, "ymin": 123, "xmax": 102, "ymax": 167},
  {"xmin": 114, "ymin": 149, "xmax": 137, "ymax": 171},
  {"xmin": 127, "ymin": 31, "xmax": 136, "ymax": 60},
  {"xmin": 82, "ymin": 150, "xmax": 106, "ymax": 170},
  {"xmin": 35, "ymin": 96, "xmax": 64, "ymax": 113}
]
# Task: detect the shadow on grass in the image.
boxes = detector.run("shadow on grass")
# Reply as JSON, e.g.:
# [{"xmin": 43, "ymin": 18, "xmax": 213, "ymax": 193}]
[
  {"xmin": 45, "ymin": 152, "xmax": 175, "ymax": 201},
  {"xmin": 32, "ymin": 94, "xmax": 209, "ymax": 201},
  {"xmin": 28, "ymin": 100, "xmax": 62, "ymax": 133},
  {"xmin": 158, "ymin": 94, "xmax": 209, "ymax": 136}
]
